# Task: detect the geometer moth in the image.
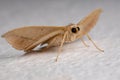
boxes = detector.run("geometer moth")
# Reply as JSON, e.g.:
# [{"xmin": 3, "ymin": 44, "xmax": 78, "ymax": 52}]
[{"xmin": 2, "ymin": 8, "xmax": 104, "ymax": 61}]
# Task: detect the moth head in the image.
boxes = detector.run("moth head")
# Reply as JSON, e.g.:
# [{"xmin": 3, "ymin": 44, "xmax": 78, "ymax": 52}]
[
  {"xmin": 66, "ymin": 24, "xmax": 79, "ymax": 33},
  {"xmin": 70, "ymin": 24, "xmax": 83, "ymax": 39},
  {"xmin": 66, "ymin": 23, "xmax": 89, "ymax": 40},
  {"xmin": 66, "ymin": 24, "xmax": 82, "ymax": 41}
]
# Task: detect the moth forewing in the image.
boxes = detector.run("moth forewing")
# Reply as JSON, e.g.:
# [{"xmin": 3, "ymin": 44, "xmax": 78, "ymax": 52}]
[
  {"xmin": 2, "ymin": 26, "xmax": 65, "ymax": 51},
  {"xmin": 25, "ymin": 29, "xmax": 65, "ymax": 51}
]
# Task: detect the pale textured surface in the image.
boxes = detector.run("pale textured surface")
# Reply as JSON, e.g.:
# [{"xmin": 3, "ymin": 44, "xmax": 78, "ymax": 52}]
[{"xmin": 0, "ymin": 0, "xmax": 120, "ymax": 80}]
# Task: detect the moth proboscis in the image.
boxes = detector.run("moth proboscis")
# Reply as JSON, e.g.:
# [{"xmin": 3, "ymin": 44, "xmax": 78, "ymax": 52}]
[{"xmin": 2, "ymin": 8, "xmax": 104, "ymax": 61}]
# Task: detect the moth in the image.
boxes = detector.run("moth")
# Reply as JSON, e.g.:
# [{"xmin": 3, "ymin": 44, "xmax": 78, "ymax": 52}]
[{"xmin": 2, "ymin": 8, "xmax": 104, "ymax": 61}]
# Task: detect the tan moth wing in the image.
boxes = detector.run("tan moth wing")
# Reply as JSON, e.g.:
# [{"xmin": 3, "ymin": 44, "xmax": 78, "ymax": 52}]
[
  {"xmin": 77, "ymin": 8, "xmax": 102, "ymax": 35},
  {"xmin": 2, "ymin": 26, "xmax": 65, "ymax": 51}
]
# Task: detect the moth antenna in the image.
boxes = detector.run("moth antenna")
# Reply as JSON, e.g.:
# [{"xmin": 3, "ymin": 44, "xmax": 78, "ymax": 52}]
[
  {"xmin": 67, "ymin": 23, "xmax": 74, "ymax": 26},
  {"xmin": 80, "ymin": 38, "xmax": 89, "ymax": 47},
  {"xmin": 86, "ymin": 34, "xmax": 104, "ymax": 52},
  {"xmin": 55, "ymin": 31, "xmax": 68, "ymax": 62}
]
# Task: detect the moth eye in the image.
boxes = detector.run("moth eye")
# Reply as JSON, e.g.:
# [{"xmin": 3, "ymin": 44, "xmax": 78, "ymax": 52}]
[
  {"xmin": 71, "ymin": 28, "xmax": 77, "ymax": 33},
  {"xmin": 77, "ymin": 27, "xmax": 80, "ymax": 31}
]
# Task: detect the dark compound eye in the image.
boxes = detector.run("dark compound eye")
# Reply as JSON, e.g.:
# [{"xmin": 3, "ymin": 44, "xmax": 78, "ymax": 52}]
[
  {"xmin": 71, "ymin": 27, "xmax": 80, "ymax": 33},
  {"xmin": 77, "ymin": 27, "xmax": 80, "ymax": 31},
  {"xmin": 71, "ymin": 28, "xmax": 77, "ymax": 33}
]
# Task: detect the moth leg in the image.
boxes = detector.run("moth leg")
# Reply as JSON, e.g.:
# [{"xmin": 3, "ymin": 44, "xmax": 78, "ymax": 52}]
[
  {"xmin": 80, "ymin": 38, "xmax": 89, "ymax": 47},
  {"xmin": 55, "ymin": 32, "xmax": 68, "ymax": 62},
  {"xmin": 86, "ymin": 34, "xmax": 104, "ymax": 52}
]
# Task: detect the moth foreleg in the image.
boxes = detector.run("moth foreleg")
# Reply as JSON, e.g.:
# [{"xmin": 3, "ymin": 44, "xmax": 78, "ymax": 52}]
[
  {"xmin": 55, "ymin": 32, "xmax": 68, "ymax": 62},
  {"xmin": 80, "ymin": 38, "xmax": 89, "ymax": 47},
  {"xmin": 86, "ymin": 34, "xmax": 104, "ymax": 52}
]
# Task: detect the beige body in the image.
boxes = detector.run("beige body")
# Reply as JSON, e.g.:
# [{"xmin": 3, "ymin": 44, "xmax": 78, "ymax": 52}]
[{"xmin": 2, "ymin": 8, "xmax": 104, "ymax": 61}]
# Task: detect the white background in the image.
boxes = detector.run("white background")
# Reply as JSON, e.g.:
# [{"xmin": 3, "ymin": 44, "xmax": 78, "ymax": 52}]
[{"xmin": 0, "ymin": 0, "xmax": 120, "ymax": 80}]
